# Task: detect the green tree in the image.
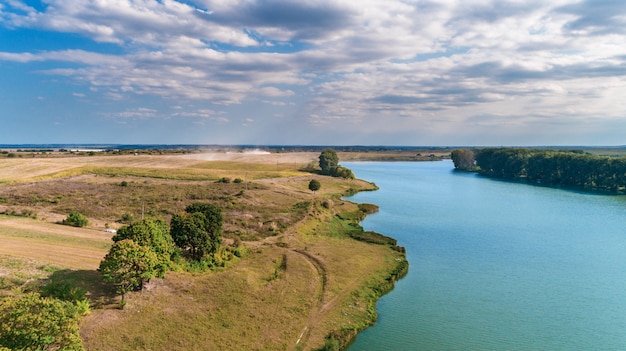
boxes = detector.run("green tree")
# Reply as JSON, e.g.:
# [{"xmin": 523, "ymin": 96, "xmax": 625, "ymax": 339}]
[
  {"xmin": 170, "ymin": 212, "xmax": 209, "ymax": 260},
  {"xmin": 474, "ymin": 147, "xmax": 626, "ymax": 193},
  {"xmin": 170, "ymin": 203, "xmax": 223, "ymax": 260},
  {"xmin": 0, "ymin": 293, "xmax": 84, "ymax": 351},
  {"xmin": 308, "ymin": 179, "xmax": 321, "ymax": 193},
  {"xmin": 184, "ymin": 203, "xmax": 223, "ymax": 248},
  {"xmin": 319, "ymin": 149, "xmax": 339, "ymax": 175},
  {"xmin": 112, "ymin": 217, "xmax": 175, "ymax": 276},
  {"xmin": 98, "ymin": 239, "xmax": 159, "ymax": 306},
  {"xmin": 451, "ymin": 149, "xmax": 476, "ymax": 170},
  {"xmin": 62, "ymin": 211, "xmax": 88, "ymax": 227}
]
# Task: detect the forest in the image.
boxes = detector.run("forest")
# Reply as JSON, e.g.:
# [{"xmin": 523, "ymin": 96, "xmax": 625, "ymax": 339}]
[{"xmin": 451, "ymin": 148, "xmax": 626, "ymax": 193}]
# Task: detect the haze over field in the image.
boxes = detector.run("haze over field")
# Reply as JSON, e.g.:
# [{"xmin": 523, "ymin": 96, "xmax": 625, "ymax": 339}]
[{"xmin": 1, "ymin": 0, "xmax": 625, "ymax": 146}]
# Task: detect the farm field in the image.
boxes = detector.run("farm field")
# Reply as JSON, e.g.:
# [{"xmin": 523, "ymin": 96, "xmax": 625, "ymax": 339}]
[{"xmin": 0, "ymin": 151, "xmax": 406, "ymax": 350}]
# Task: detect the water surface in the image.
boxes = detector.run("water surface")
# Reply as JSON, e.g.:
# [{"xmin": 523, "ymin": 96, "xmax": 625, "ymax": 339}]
[{"xmin": 346, "ymin": 160, "xmax": 626, "ymax": 351}]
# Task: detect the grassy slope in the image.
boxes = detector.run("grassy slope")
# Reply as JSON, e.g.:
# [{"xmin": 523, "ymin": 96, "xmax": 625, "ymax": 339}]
[{"xmin": 0, "ymin": 153, "xmax": 406, "ymax": 350}]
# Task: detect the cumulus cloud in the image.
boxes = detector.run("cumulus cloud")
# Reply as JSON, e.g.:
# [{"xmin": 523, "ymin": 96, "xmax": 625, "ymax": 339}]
[{"xmin": 1, "ymin": 0, "xmax": 626, "ymax": 144}]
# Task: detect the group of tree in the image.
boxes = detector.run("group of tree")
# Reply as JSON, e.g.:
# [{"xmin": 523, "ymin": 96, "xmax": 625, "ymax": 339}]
[
  {"xmin": 451, "ymin": 148, "xmax": 626, "ymax": 192},
  {"xmin": 318, "ymin": 148, "xmax": 355, "ymax": 179},
  {"xmin": 98, "ymin": 203, "xmax": 224, "ymax": 307}
]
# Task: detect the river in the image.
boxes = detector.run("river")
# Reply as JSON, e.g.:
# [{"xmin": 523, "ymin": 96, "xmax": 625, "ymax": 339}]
[{"xmin": 346, "ymin": 160, "xmax": 626, "ymax": 351}]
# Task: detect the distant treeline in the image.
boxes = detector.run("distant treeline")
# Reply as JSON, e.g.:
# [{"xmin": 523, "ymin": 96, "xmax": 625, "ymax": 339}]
[{"xmin": 451, "ymin": 148, "xmax": 626, "ymax": 193}]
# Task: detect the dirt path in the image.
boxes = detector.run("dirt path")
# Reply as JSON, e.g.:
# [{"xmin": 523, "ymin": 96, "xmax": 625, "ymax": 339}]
[{"xmin": 292, "ymin": 249, "xmax": 382, "ymax": 350}]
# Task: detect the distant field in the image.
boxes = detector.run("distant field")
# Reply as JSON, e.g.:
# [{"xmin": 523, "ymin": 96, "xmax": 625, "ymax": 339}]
[
  {"xmin": 0, "ymin": 151, "xmax": 406, "ymax": 350},
  {"xmin": 0, "ymin": 217, "xmax": 111, "ymax": 270}
]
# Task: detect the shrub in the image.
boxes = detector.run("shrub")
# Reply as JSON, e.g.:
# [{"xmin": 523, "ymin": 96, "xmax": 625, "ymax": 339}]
[
  {"xmin": 63, "ymin": 211, "xmax": 88, "ymax": 227},
  {"xmin": 121, "ymin": 212, "xmax": 133, "ymax": 223},
  {"xmin": 329, "ymin": 166, "xmax": 355, "ymax": 179},
  {"xmin": 308, "ymin": 179, "xmax": 321, "ymax": 192},
  {"xmin": 41, "ymin": 281, "xmax": 87, "ymax": 303},
  {"xmin": 0, "ymin": 293, "xmax": 85, "ymax": 350}
]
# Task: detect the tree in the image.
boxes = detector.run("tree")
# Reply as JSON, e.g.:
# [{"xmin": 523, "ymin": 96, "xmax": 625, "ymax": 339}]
[
  {"xmin": 319, "ymin": 149, "xmax": 339, "ymax": 175},
  {"xmin": 98, "ymin": 239, "xmax": 159, "ymax": 306},
  {"xmin": 0, "ymin": 293, "xmax": 84, "ymax": 351},
  {"xmin": 62, "ymin": 211, "xmax": 88, "ymax": 227},
  {"xmin": 308, "ymin": 179, "xmax": 321, "ymax": 193},
  {"xmin": 450, "ymin": 149, "xmax": 476, "ymax": 170},
  {"xmin": 184, "ymin": 203, "xmax": 223, "ymax": 249},
  {"xmin": 112, "ymin": 217, "xmax": 175, "ymax": 277},
  {"xmin": 170, "ymin": 212, "xmax": 210, "ymax": 260},
  {"xmin": 170, "ymin": 203, "xmax": 223, "ymax": 260},
  {"xmin": 473, "ymin": 147, "xmax": 626, "ymax": 193},
  {"xmin": 318, "ymin": 149, "xmax": 355, "ymax": 178}
]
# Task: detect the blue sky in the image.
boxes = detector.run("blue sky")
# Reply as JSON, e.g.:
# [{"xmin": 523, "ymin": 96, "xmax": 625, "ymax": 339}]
[{"xmin": 1, "ymin": 0, "xmax": 625, "ymax": 146}]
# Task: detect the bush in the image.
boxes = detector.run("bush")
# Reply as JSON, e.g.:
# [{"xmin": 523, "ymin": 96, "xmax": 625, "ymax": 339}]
[
  {"xmin": 121, "ymin": 212, "xmax": 133, "ymax": 223},
  {"xmin": 0, "ymin": 293, "xmax": 85, "ymax": 350},
  {"xmin": 308, "ymin": 179, "xmax": 321, "ymax": 192},
  {"xmin": 233, "ymin": 178, "xmax": 243, "ymax": 183},
  {"xmin": 63, "ymin": 211, "xmax": 88, "ymax": 227},
  {"xmin": 41, "ymin": 281, "xmax": 87, "ymax": 302},
  {"xmin": 329, "ymin": 166, "xmax": 355, "ymax": 179}
]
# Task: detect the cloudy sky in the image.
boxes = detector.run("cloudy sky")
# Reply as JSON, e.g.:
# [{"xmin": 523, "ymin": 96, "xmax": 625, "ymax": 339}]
[{"xmin": 1, "ymin": 0, "xmax": 625, "ymax": 146}]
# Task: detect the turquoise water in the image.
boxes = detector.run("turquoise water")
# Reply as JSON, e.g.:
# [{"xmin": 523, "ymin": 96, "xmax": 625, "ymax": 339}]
[{"xmin": 346, "ymin": 160, "xmax": 626, "ymax": 351}]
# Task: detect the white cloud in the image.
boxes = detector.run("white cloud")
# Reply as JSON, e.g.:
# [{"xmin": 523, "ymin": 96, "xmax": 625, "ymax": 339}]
[
  {"xmin": 1, "ymin": 0, "xmax": 626, "ymax": 144},
  {"xmin": 115, "ymin": 107, "xmax": 158, "ymax": 119}
]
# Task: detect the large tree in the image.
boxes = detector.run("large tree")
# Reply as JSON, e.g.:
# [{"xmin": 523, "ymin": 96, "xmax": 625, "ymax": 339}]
[
  {"xmin": 99, "ymin": 239, "xmax": 159, "ymax": 306},
  {"xmin": 319, "ymin": 148, "xmax": 339, "ymax": 175},
  {"xmin": 450, "ymin": 149, "xmax": 476, "ymax": 171},
  {"xmin": 170, "ymin": 203, "xmax": 223, "ymax": 260}
]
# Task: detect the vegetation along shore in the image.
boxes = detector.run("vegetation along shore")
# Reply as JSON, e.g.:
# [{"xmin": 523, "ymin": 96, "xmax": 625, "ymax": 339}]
[
  {"xmin": 451, "ymin": 147, "xmax": 626, "ymax": 193},
  {"xmin": 0, "ymin": 148, "xmax": 409, "ymax": 350}
]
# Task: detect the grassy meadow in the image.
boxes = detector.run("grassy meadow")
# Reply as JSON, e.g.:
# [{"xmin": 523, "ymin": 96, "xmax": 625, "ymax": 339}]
[{"xmin": 0, "ymin": 151, "xmax": 407, "ymax": 350}]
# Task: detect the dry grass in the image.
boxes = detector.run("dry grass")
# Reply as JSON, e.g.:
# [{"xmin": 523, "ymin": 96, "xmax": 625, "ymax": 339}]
[
  {"xmin": 0, "ymin": 216, "xmax": 111, "ymax": 270},
  {"xmin": 82, "ymin": 247, "xmax": 320, "ymax": 350},
  {"xmin": 0, "ymin": 152, "xmax": 319, "ymax": 183},
  {"xmin": 0, "ymin": 152, "xmax": 406, "ymax": 350}
]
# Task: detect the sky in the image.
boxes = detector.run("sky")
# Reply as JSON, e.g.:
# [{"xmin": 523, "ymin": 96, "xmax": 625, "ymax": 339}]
[{"xmin": 1, "ymin": 0, "xmax": 625, "ymax": 146}]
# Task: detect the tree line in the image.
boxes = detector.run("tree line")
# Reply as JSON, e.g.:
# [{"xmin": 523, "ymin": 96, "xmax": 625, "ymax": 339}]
[{"xmin": 451, "ymin": 148, "xmax": 626, "ymax": 193}]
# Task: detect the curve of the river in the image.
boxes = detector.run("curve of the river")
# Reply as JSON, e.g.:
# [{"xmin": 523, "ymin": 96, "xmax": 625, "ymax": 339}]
[{"xmin": 347, "ymin": 160, "xmax": 626, "ymax": 351}]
